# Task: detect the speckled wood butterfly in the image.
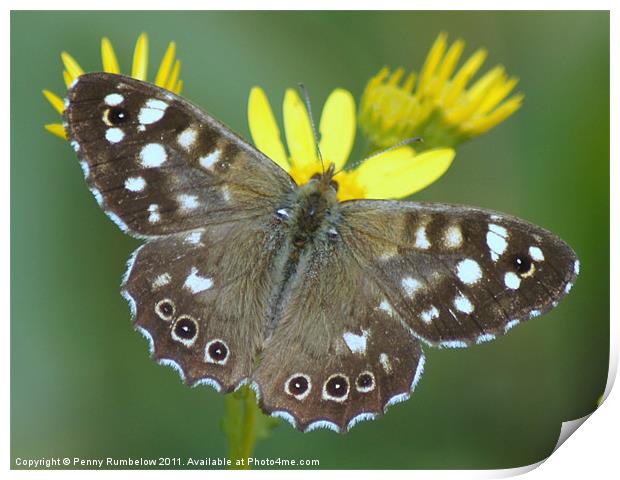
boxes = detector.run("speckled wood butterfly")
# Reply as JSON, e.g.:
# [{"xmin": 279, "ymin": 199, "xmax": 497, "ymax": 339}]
[{"xmin": 64, "ymin": 73, "xmax": 579, "ymax": 433}]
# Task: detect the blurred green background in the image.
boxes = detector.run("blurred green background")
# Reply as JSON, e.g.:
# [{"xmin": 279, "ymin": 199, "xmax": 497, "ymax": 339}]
[{"xmin": 11, "ymin": 11, "xmax": 609, "ymax": 469}]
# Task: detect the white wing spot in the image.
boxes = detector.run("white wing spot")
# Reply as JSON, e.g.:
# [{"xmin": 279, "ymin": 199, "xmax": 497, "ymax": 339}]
[
  {"xmin": 454, "ymin": 294, "xmax": 474, "ymax": 314},
  {"xmin": 420, "ymin": 306, "xmax": 439, "ymax": 324},
  {"xmin": 486, "ymin": 223, "xmax": 508, "ymax": 261},
  {"xmin": 529, "ymin": 309, "xmax": 541, "ymax": 319},
  {"xmin": 199, "ymin": 149, "xmax": 221, "ymax": 171},
  {"xmin": 565, "ymin": 282, "xmax": 573, "ymax": 294},
  {"xmin": 79, "ymin": 160, "xmax": 89, "ymax": 177},
  {"xmin": 415, "ymin": 225, "xmax": 431, "ymax": 249},
  {"xmin": 401, "ymin": 276, "xmax": 422, "ymax": 296},
  {"xmin": 138, "ymin": 98, "xmax": 168, "ymax": 125},
  {"xmin": 343, "ymin": 330, "xmax": 369, "ymax": 355},
  {"xmin": 185, "ymin": 231, "xmax": 202, "ymax": 245},
  {"xmin": 574, "ymin": 260, "xmax": 580, "ymax": 275},
  {"xmin": 529, "ymin": 246, "xmax": 545, "ymax": 262},
  {"xmin": 177, "ymin": 127, "xmax": 197, "ymax": 150},
  {"xmin": 379, "ymin": 299, "xmax": 394, "ymax": 316},
  {"xmin": 444, "ymin": 225, "xmax": 463, "ymax": 248},
  {"xmin": 140, "ymin": 143, "xmax": 167, "ymax": 167},
  {"xmin": 184, "ymin": 267, "xmax": 213, "ymax": 294},
  {"xmin": 104, "ymin": 93, "xmax": 124, "ymax": 106},
  {"xmin": 456, "ymin": 258, "xmax": 482, "ymax": 285},
  {"xmin": 504, "ymin": 271, "xmax": 521, "ymax": 290},
  {"xmin": 148, "ymin": 204, "xmax": 160, "ymax": 223},
  {"xmin": 124, "ymin": 176, "xmax": 146, "ymax": 192},
  {"xmin": 71, "ymin": 140, "xmax": 81, "ymax": 152},
  {"xmin": 178, "ymin": 194, "xmax": 200, "ymax": 211},
  {"xmin": 379, "ymin": 353, "xmax": 392, "ymax": 374},
  {"xmin": 105, "ymin": 127, "xmax": 124, "ymax": 143},
  {"xmin": 152, "ymin": 273, "xmax": 171, "ymax": 289}
]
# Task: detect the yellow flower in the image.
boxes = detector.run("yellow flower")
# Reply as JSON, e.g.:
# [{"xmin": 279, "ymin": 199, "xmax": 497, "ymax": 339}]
[
  {"xmin": 43, "ymin": 33, "xmax": 183, "ymax": 139},
  {"xmin": 359, "ymin": 32, "xmax": 524, "ymax": 149},
  {"xmin": 248, "ymin": 87, "xmax": 455, "ymax": 201}
]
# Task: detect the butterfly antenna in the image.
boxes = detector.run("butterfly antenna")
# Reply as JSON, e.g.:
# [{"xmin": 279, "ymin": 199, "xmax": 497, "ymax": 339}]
[
  {"xmin": 298, "ymin": 83, "xmax": 325, "ymax": 174},
  {"xmin": 335, "ymin": 136, "xmax": 424, "ymax": 175}
]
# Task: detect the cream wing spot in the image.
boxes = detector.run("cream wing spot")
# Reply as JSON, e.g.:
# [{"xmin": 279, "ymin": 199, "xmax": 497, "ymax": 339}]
[
  {"xmin": 486, "ymin": 224, "xmax": 508, "ymax": 262},
  {"xmin": 148, "ymin": 204, "xmax": 161, "ymax": 223},
  {"xmin": 184, "ymin": 267, "xmax": 213, "ymax": 294},
  {"xmin": 177, "ymin": 127, "xmax": 197, "ymax": 150},
  {"xmin": 104, "ymin": 93, "xmax": 124, "ymax": 106},
  {"xmin": 138, "ymin": 98, "xmax": 168, "ymax": 125},
  {"xmin": 420, "ymin": 306, "xmax": 439, "ymax": 324},
  {"xmin": 379, "ymin": 299, "xmax": 395, "ymax": 316},
  {"xmin": 105, "ymin": 128, "xmax": 124, "ymax": 143},
  {"xmin": 177, "ymin": 194, "xmax": 200, "ymax": 211},
  {"xmin": 504, "ymin": 272, "xmax": 521, "ymax": 290},
  {"xmin": 124, "ymin": 176, "xmax": 146, "ymax": 192},
  {"xmin": 455, "ymin": 258, "xmax": 482, "ymax": 285},
  {"xmin": 152, "ymin": 273, "xmax": 171, "ymax": 289},
  {"xmin": 379, "ymin": 353, "xmax": 392, "ymax": 374},
  {"xmin": 529, "ymin": 246, "xmax": 545, "ymax": 262},
  {"xmin": 454, "ymin": 294, "xmax": 474, "ymax": 314},
  {"xmin": 414, "ymin": 225, "xmax": 431, "ymax": 249},
  {"xmin": 199, "ymin": 149, "xmax": 221, "ymax": 171},
  {"xmin": 342, "ymin": 330, "xmax": 369, "ymax": 355},
  {"xmin": 139, "ymin": 143, "xmax": 167, "ymax": 168},
  {"xmin": 444, "ymin": 224, "xmax": 463, "ymax": 248},
  {"xmin": 401, "ymin": 276, "xmax": 422, "ymax": 297}
]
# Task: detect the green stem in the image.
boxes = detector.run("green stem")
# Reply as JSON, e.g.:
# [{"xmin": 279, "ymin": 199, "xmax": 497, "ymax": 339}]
[{"xmin": 223, "ymin": 385, "xmax": 262, "ymax": 469}]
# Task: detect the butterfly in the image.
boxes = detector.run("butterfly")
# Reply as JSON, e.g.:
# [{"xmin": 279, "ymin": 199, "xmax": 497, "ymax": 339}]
[{"xmin": 63, "ymin": 73, "xmax": 579, "ymax": 433}]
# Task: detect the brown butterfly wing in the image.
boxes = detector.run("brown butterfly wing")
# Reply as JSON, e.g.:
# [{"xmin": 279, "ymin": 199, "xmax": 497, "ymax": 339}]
[{"xmin": 64, "ymin": 73, "xmax": 295, "ymax": 238}]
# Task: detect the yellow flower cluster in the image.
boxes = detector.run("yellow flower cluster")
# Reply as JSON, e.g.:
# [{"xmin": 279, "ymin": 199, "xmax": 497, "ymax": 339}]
[
  {"xmin": 359, "ymin": 32, "xmax": 524, "ymax": 149},
  {"xmin": 44, "ymin": 32, "xmax": 523, "ymax": 201}
]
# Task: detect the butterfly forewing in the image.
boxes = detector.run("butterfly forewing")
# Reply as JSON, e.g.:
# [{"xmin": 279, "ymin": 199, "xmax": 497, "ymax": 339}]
[
  {"xmin": 64, "ymin": 73, "xmax": 295, "ymax": 237},
  {"xmin": 339, "ymin": 201, "xmax": 579, "ymax": 347}
]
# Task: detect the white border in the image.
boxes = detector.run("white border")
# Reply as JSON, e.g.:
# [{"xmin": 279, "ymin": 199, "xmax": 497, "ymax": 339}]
[{"xmin": 5, "ymin": 3, "xmax": 617, "ymax": 478}]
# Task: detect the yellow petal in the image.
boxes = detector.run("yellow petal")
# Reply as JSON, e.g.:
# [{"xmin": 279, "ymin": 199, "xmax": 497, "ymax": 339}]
[
  {"xmin": 318, "ymin": 89, "xmax": 356, "ymax": 171},
  {"xmin": 417, "ymin": 32, "xmax": 447, "ymax": 96},
  {"xmin": 132, "ymin": 33, "xmax": 148, "ymax": 80},
  {"xmin": 101, "ymin": 37, "xmax": 120, "ymax": 74},
  {"xmin": 165, "ymin": 60, "xmax": 181, "ymax": 91},
  {"xmin": 355, "ymin": 147, "xmax": 455, "ymax": 199},
  {"xmin": 43, "ymin": 89, "xmax": 65, "ymax": 115},
  {"xmin": 464, "ymin": 95, "xmax": 523, "ymax": 135},
  {"xmin": 155, "ymin": 41, "xmax": 176, "ymax": 87},
  {"xmin": 433, "ymin": 39, "xmax": 464, "ymax": 95},
  {"xmin": 61, "ymin": 52, "xmax": 84, "ymax": 82},
  {"xmin": 63, "ymin": 70, "xmax": 72, "ymax": 89},
  {"xmin": 248, "ymin": 87, "xmax": 288, "ymax": 170},
  {"xmin": 443, "ymin": 48, "xmax": 487, "ymax": 108},
  {"xmin": 283, "ymin": 88, "xmax": 318, "ymax": 170},
  {"xmin": 174, "ymin": 79, "xmax": 183, "ymax": 94},
  {"xmin": 45, "ymin": 123, "xmax": 67, "ymax": 139},
  {"xmin": 478, "ymin": 77, "xmax": 519, "ymax": 115}
]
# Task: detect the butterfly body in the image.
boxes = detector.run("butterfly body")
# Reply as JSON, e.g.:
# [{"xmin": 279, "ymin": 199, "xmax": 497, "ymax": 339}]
[{"xmin": 64, "ymin": 73, "xmax": 579, "ymax": 433}]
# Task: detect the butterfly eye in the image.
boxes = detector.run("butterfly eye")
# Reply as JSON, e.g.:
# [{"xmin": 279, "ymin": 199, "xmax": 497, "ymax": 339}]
[
  {"xmin": 323, "ymin": 374, "xmax": 350, "ymax": 402},
  {"xmin": 285, "ymin": 374, "xmax": 312, "ymax": 400},
  {"xmin": 205, "ymin": 339, "xmax": 229, "ymax": 365},
  {"xmin": 356, "ymin": 371, "xmax": 375, "ymax": 393},
  {"xmin": 171, "ymin": 315, "xmax": 199, "ymax": 347},
  {"xmin": 155, "ymin": 299, "xmax": 175, "ymax": 321},
  {"xmin": 104, "ymin": 107, "xmax": 130, "ymax": 126},
  {"xmin": 513, "ymin": 253, "xmax": 534, "ymax": 275}
]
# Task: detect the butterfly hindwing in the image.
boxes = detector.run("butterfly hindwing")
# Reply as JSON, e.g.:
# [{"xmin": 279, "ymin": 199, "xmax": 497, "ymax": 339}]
[
  {"xmin": 339, "ymin": 200, "xmax": 579, "ymax": 347},
  {"xmin": 64, "ymin": 73, "xmax": 295, "ymax": 237},
  {"xmin": 123, "ymin": 215, "xmax": 287, "ymax": 392},
  {"xmin": 251, "ymin": 234, "xmax": 425, "ymax": 432}
]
